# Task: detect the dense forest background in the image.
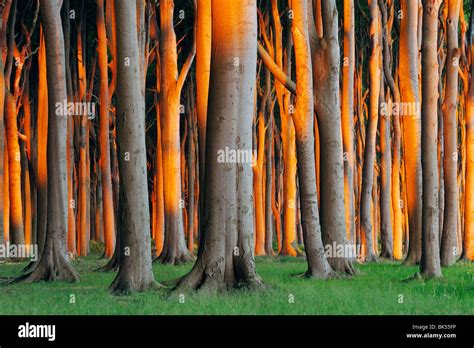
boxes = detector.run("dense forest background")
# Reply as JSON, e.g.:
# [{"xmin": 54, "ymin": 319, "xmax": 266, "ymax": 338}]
[{"xmin": 0, "ymin": 0, "xmax": 473, "ymax": 297}]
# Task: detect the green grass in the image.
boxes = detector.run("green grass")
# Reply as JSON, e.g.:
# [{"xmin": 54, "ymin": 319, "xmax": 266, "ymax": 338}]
[{"xmin": 0, "ymin": 252, "xmax": 473, "ymax": 315}]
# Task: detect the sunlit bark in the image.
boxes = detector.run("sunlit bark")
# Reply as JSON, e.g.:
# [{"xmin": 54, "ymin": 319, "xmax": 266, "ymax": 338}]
[{"xmin": 399, "ymin": 0, "xmax": 422, "ymax": 265}]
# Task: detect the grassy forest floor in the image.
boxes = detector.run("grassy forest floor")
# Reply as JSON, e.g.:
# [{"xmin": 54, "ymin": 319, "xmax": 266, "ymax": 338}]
[{"xmin": 0, "ymin": 248, "xmax": 472, "ymax": 315}]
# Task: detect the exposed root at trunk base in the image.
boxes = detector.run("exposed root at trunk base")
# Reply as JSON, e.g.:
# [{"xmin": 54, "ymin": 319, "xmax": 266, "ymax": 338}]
[
  {"xmin": 156, "ymin": 249, "xmax": 195, "ymax": 265},
  {"xmin": 279, "ymin": 246, "xmax": 304, "ymax": 257},
  {"xmin": 328, "ymin": 258, "xmax": 357, "ymax": 276},
  {"xmin": 363, "ymin": 253, "xmax": 378, "ymax": 263},
  {"xmin": 402, "ymin": 271, "xmax": 442, "ymax": 282},
  {"xmin": 173, "ymin": 263, "xmax": 263, "ymax": 293},
  {"xmin": 379, "ymin": 251, "xmax": 393, "ymax": 260},
  {"xmin": 96, "ymin": 251, "xmax": 119, "ymax": 272},
  {"xmin": 402, "ymin": 253, "xmax": 421, "ymax": 266},
  {"xmin": 304, "ymin": 267, "xmax": 335, "ymax": 280},
  {"xmin": 292, "ymin": 269, "xmax": 334, "ymax": 280},
  {"xmin": 109, "ymin": 277, "xmax": 163, "ymax": 296},
  {"xmin": 13, "ymin": 254, "xmax": 79, "ymax": 284}
]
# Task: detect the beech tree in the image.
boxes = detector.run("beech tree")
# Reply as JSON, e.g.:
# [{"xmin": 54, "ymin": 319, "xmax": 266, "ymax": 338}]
[
  {"xmin": 359, "ymin": 0, "xmax": 381, "ymax": 262},
  {"xmin": 465, "ymin": 0, "xmax": 474, "ymax": 261},
  {"xmin": 16, "ymin": 0, "xmax": 78, "ymax": 282},
  {"xmin": 109, "ymin": 0, "xmax": 157, "ymax": 294},
  {"xmin": 310, "ymin": 0, "xmax": 355, "ymax": 275},
  {"xmin": 158, "ymin": 0, "xmax": 195, "ymax": 265},
  {"xmin": 175, "ymin": 0, "xmax": 262, "ymax": 291},
  {"xmin": 420, "ymin": 0, "xmax": 443, "ymax": 279},
  {"xmin": 399, "ymin": 0, "xmax": 422, "ymax": 265},
  {"xmin": 96, "ymin": 0, "xmax": 116, "ymax": 259},
  {"xmin": 441, "ymin": 0, "xmax": 461, "ymax": 266},
  {"xmin": 292, "ymin": 0, "xmax": 332, "ymax": 278}
]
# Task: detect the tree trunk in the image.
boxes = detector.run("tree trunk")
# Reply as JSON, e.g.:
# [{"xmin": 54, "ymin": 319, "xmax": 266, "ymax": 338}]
[
  {"xmin": 97, "ymin": 0, "xmax": 116, "ymax": 258},
  {"xmin": 359, "ymin": 0, "xmax": 381, "ymax": 262},
  {"xmin": 292, "ymin": 0, "xmax": 333, "ymax": 278},
  {"xmin": 441, "ymin": 0, "xmax": 461, "ymax": 266},
  {"xmin": 16, "ymin": 0, "xmax": 78, "ymax": 283},
  {"xmin": 0, "ymin": 36, "xmax": 4, "ymax": 245},
  {"xmin": 109, "ymin": 0, "xmax": 157, "ymax": 294},
  {"xmin": 379, "ymin": 0, "xmax": 402, "ymax": 260},
  {"xmin": 464, "ymin": 0, "xmax": 474, "ymax": 261},
  {"xmin": 196, "ymin": 0, "xmax": 211, "ymax": 236},
  {"xmin": 310, "ymin": 0, "xmax": 355, "ymax": 274},
  {"xmin": 420, "ymin": 0, "xmax": 443, "ymax": 279},
  {"xmin": 175, "ymin": 0, "xmax": 262, "ymax": 291},
  {"xmin": 264, "ymin": 89, "xmax": 275, "ymax": 256},
  {"xmin": 342, "ymin": 0, "xmax": 355, "ymax": 243},
  {"xmin": 399, "ymin": 0, "xmax": 423, "ymax": 265},
  {"xmin": 379, "ymin": 84, "xmax": 393, "ymax": 259},
  {"xmin": 158, "ymin": 0, "xmax": 194, "ymax": 265},
  {"xmin": 187, "ymin": 81, "xmax": 196, "ymax": 254}
]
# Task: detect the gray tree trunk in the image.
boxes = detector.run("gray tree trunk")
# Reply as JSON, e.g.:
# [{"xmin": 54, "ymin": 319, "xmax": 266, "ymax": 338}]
[
  {"xmin": 109, "ymin": 0, "xmax": 157, "ymax": 294},
  {"xmin": 420, "ymin": 0, "xmax": 442, "ymax": 279},
  {"xmin": 309, "ymin": 0, "xmax": 355, "ymax": 274},
  {"xmin": 175, "ymin": 0, "xmax": 262, "ymax": 291},
  {"xmin": 440, "ymin": 0, "xmax": 461, "ymax": 266},
  {"xmin": 16, "ymin": 0, "xmax": 78, "ymax": 283}
]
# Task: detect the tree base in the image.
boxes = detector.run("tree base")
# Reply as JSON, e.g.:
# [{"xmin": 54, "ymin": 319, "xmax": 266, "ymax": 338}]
[
  {"xmin": 362, "ymin": 252, "xmax": 378, "ymax": 263},
  {"xmin": 156, "ymin": 248, "xmax": 195, "ymax": 265},
  {"xmin": 379, "ymin": 250, "xmax": 393, "ymax": 260},
  {"xmin": 328, "ymin": 257, "xmax": 357, "ymax": 276},
  {"xmin": 174, "ymin": 263, "xmax": 263, "ymax": 293},
  {"xmin": 14, "ymin": 253, "xmax": 79, "ymax": 283},
  {"xmin": 109, "ymin": 276, "xmax": 162, "ymax": 296},
  {"xmin": 403, "ymin": 252, "xmax": 421, "ymax": 265}
]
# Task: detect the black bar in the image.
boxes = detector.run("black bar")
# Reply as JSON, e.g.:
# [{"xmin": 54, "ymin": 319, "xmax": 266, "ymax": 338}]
[{"xmin": 0, "ymin": 315, "xmax": 471, "ymax": 346}]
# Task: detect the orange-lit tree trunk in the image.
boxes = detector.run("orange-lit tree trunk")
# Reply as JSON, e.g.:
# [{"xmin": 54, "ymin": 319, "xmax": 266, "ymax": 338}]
[
  {"xmin": 464, "ymin": 0, "xmax": 474, "ymax": 261},
  {"xmin": 35, "ymin": 28, "xmax": 48, "ymax": 258},
  {"xmin": 149, "ymin": 5, "xmax": 164, "ymax": 258},
  {"xmin": 0, "ymin": 28, "xmax": 4, "ymax": 245},
  {"xmin": 379, "ymin": 0, "xmax": 403, "ymax": 260},
  {"xmin": 420, "ymin": 0, "xmax": 442, "ymax": 278},
  {"xmin": 342, "ymin": 0, "xmax": 355, "ymax": 243},
  {"xmin": 195, "ymin": 0, "xmax": 211, "ymax": 233},
  {"xmin": 399, "ymin": 0, "xmax": 422, "ymax": 265},
  {"xmin": 3, "ymin": 148, "xmax": 9, "ymax": 243},
  {"xmin": 159, "ymin": 0, "xmax": 195, "ymax": 265},
  {"xmin": 359, "ymin": 0, "xmax": 381, "ymax": 262},
  {"xmin": 267, "ymin": 0, "xmax": 298, "ymax": 257},
  {"xmin": 186, "ymin": 80, "xmax": 196, "ymax": 254},
  {"xmin": 440, "ymin": 0, "xmax": 461, "ymax": 266},
  {"xmin": 5, "ymin": 92, "xmax": 25, "ymax": 247},
  {"xmin": 4, "ymin": 0, "xmax": 24, "ymax": 248},
  {"xmin": 21, "ymin": 80, "xmax": 33, "ymax": 253},
  {"xmin": 292, "ymin": 0, "xmax": 332, "ymax": 278},
  {"xmin": 97, "ymin": 0, "xmax": 116, "ymax": 258},
  {"xmin": 253, "ymin": 68, "xmax": 269, "ymax": 256}
]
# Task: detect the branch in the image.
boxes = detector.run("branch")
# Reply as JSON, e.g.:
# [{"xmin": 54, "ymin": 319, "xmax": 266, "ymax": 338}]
[
  {"xmin": 176, "ymin": 0, "xmax": 197, "ymax": 94},
  {"xmin": 257, "ymin": 42, "xmax": 296, "ymax": 95}
]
